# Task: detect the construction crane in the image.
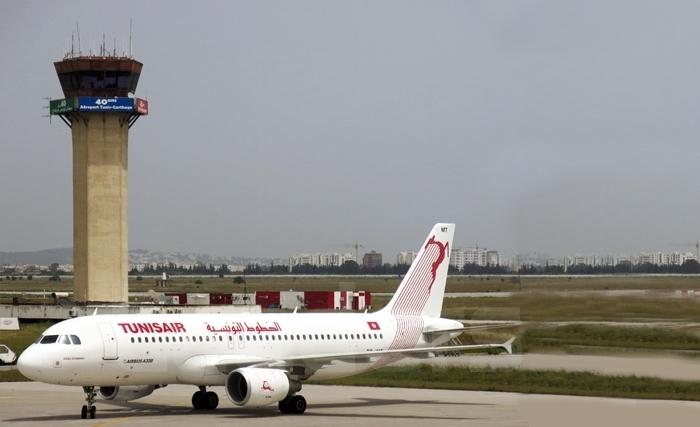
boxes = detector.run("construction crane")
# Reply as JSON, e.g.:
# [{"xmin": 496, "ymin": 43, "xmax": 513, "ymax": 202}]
[
  {"xmin": 340, "ymin": 242, "xmax": 365, "ymax": 263},
  {"xmin": 670, "ymin": 241, "xmax": 699, "ymax": 260}
]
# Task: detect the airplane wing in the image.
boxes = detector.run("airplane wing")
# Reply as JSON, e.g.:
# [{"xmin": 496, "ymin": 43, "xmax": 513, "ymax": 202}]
[
  {"xmin": 213, "ymin": 337, "xmax": 515, "ymax": 375},
  {"xmin": 423, "ymin": 322, "xmax": 522, "ymax": 338}
]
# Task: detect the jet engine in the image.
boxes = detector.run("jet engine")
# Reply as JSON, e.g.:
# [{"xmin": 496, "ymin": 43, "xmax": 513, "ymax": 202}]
[
  {"xmin": 226, "ymin": 368, "xmax": 298, "ymax": 407},
  {"xmin": 98, "ymin": 385, "xmax": 157, "ymax": 401}
]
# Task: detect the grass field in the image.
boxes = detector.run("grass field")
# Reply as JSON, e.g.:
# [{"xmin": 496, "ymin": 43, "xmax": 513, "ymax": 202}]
[
  {"xmin": 3, "ymin": 274, "xmax": 700, "ymax": 295},
  {"xmin": 315, "ymin": 365, "xmax": 700, "ymax": 401}
]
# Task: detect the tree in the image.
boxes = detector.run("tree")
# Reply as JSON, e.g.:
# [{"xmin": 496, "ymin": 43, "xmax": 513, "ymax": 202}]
[{"xmin": 339, "ymin": 260, "xmax": 359, "ymax": 274}]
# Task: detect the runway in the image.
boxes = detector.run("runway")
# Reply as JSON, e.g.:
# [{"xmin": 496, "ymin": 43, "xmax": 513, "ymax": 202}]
[{"xmin": 1, "ymin": 382, "xmax": 700, "ymax": 427}]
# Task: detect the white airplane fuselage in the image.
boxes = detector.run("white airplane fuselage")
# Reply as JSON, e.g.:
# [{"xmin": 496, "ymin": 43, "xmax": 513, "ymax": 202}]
[{"xmin": 19, "ymin": 311, "xmax": 461, "ymax": 387}]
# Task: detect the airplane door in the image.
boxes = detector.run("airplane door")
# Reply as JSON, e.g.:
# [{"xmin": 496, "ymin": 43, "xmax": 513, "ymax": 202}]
[{"xmin": 97, "ymin": 323, "xmax": 119, "ymax": 360}]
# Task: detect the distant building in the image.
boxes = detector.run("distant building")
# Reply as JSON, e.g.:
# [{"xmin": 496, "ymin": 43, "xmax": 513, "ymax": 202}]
[
  {"xmin": 362, "ymin": 251, "xmax": 383, "ymax": 269},
  {"xmin": 450, "ymin": 247, "xmax": 501, "ymax": 268},
  {"xmin": 396, "ymin": 251, "xmax": 417, "ymax": 266},
  {"xmin": 287, "ymin": 252, "xmax": 355, "ymax": 271}
]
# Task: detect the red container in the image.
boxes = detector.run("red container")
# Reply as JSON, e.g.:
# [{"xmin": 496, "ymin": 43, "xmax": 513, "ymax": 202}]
[
  {"xmin": 255, "ymin": 291, "xmax": 281, "ymax": 308},
  {"xmin": 304, "ymin": 291, "xmax": 334, "ymax": 310}
]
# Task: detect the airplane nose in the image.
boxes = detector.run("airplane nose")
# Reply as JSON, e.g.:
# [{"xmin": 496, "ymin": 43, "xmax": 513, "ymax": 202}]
[{"xmin": 17, "ymin": 347, "xmax": 44, "ymax": 380}]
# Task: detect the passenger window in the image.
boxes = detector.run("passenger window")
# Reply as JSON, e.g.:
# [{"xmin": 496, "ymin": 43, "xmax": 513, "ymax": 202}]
[
  {"xmin": 158, "ymin": 337, "xmax": 163, "ymax": 343},
  {"xmin": 296, "ymin": 334, "xmax": 300, "ymax": 340},
  {"xmin": 70, "ymin": 335, "xmax": 81, "ymax": 345},
  {"xmin": 265, "ymin": 335, "xmax": 269, "ymax": 341},
  {"xmin": 40, "ymin": 335, "xmax": 59, "ymax": 344},
  {"xmin": 206, "ymin": 336, "xmax": 210, "ymax": 342},
  {"xmin": 219, "ymin": 336, "xmax": 223, "ymax": 342},
  {"xmin": 179, "ymin": 337, "xmax": 183, "ymax": 342},
  {"xmin": 246, "ymin": 336, "xmax": 250, "ymax": 341}
]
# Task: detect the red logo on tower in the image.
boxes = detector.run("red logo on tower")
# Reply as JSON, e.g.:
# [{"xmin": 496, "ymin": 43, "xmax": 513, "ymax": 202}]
[{"xmin": 136, "ymin": 98, "xmax": 149, "ymax": 115}]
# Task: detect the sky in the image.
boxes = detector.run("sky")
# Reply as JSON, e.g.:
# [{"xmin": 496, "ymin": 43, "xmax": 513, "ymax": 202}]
[{"xmin": 1, "ymin": 1, "xmax": 699, "ymax": 259}]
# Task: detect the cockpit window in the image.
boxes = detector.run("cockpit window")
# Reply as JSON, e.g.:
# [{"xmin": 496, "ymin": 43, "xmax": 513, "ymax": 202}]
[
  {"xmin": 59, "ymin": 335, "xmax": 71, "ymax": 345},
  {"xmin": 40, "ymin": 335, "xmax": 59, "ymax": 344},
  {"xmin": 70, "ymin": 335, "xmax": 81, "ymax": 345}
]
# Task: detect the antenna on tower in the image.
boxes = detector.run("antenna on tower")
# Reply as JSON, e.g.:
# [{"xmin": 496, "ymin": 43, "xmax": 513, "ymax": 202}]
[
  {"xmin": 76, "ymin": 22, "xmax": 81, "ymax": 55},
  {"xmin": 42, "ymin": 97, "xmax": 52, "ymax": 124},
  {"xmin": 129, "ymin": 18, "xmax": 133, "ymax": 57}
]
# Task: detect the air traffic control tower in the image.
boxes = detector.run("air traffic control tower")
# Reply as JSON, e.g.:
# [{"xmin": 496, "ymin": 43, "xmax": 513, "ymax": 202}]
[{"xmin": 50, "ymin": 54, "xmax": 148, "ymax": 304}]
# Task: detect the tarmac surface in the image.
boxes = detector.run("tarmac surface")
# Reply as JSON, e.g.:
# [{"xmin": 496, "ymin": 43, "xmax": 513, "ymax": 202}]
[{"xmin": 1, "ymin": 382, "xmax": 700, "ymax": 427}]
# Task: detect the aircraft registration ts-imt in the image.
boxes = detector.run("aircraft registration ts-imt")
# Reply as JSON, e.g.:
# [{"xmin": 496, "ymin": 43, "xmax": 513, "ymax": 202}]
[{"xmin": 18, "ymin": 223, "xmax": 513, "ymax": 419}]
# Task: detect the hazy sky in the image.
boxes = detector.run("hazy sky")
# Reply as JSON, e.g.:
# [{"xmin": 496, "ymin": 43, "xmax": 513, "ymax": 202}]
[{"xmin": 1, "ymin": 1, "xmax": 699, "ymax": 259}]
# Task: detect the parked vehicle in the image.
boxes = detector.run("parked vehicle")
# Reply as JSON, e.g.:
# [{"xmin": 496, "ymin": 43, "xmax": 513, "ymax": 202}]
[{"xmin": 0, "ymin": 344, "xmax": 16, "ymax": 365}]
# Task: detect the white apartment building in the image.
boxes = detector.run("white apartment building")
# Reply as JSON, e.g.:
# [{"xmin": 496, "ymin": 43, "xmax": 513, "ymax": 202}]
[
  {"xmin": 396, "ymin": 251, "xmax": 417, "ymax": 265},
  {"xmin": 450, "ymin": 247, "xmax": 500, "ymax": 268}
]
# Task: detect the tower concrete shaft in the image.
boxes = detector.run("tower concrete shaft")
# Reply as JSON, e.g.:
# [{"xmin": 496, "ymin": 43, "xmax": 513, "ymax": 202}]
[
  {"xmin": 72, "ymin": 114, "xmax": 129, "ymax": 303},
  {"xmin": 51, "ymin": 55, "xmax": 147, "ymax": 304}
]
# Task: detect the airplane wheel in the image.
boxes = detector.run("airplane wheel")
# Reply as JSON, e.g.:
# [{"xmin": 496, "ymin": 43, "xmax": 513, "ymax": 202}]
[
  {"xmin": 291, "ymin": 395, "xmax": 306, "ymax": 414},
  {"xmin": 278, "ymin": 396, "xmax": 292, "ymax": 414},
  {"xmin": 204, "ymin": 391, "xmax": 219, "ymax": 409},
  {"xmin": 89, "ymin": 406, "xmax": 96, "ymax": 419},
  {"xmin": 81, "ymin": 405, "xmax": 87, "ymax": 419},
  {"xmin": 192, "ymin": 391, "xmax": 205, "ymax": 409}
]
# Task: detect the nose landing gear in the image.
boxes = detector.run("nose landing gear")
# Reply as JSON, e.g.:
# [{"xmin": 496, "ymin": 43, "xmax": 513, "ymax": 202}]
[{"xmin": 80, "ymin": 386, "xmax": 97, "ymax": 419}]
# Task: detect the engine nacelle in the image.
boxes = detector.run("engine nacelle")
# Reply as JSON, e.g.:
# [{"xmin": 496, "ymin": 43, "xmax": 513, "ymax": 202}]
[
  {"xmin": 98, "ymin": 385, "xmax": 156, "ymax": 402},
  {"xmin": 225, "ymin": 368, "xmax": 291, "ymax": 407}
]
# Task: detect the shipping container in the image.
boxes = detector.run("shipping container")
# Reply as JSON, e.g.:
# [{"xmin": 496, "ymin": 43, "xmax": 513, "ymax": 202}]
[
  {"xmin": 280, "ymin": 291, "xmax": 304, "ymax": 310},
  {"xmin": 209, "ymin": 293, "xmax": 232, "ymax": 305},
  {"xmin": 304, "ymin": 291, "xmax": 334, "ymax": 310},
  {"xmin": 164, "ymin": 293, "xmax": 187, "ymax": 305},
  {"xmin": 255, "ymin": 291, "xmax": 281, "ymax": 308},
  {"xmin": 187, "ymin": 293, "xmax": 210, "ymax": 305}
]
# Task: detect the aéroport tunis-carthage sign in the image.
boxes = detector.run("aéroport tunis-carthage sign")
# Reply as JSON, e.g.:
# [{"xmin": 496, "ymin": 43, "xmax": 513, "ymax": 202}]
[{"xmin": 49, "ymin": 97, "xmax": 149, "ymax": 115}]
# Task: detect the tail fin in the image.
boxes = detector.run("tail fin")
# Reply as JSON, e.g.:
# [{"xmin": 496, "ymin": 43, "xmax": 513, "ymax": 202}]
[{"xmin": 381, "ymin": 223, "xmax": 455, "ymax": 318}]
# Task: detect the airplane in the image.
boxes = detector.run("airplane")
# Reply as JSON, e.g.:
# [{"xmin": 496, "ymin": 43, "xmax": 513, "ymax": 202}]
[{"xmin": 17, "ymin": 223, "xmax": 513, "ymax": 419}]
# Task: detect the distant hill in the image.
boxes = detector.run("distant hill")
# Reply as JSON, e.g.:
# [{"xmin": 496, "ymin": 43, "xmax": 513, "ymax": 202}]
[
  {"xmin": 0, "ymin": 248, "xmax": 73, "ymax": 265},
  {"xmin": 0, "ymin": 248, "xmax": 280, "ymax": 267}
]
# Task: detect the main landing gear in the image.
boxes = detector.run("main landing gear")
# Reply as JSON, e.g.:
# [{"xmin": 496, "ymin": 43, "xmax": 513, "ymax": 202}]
[
  {"xmin": 278, "ymin": 395, "xmax": 307, "ymax": 414},
  {"xmin": 81, "ymin": 386, "xmax": 97, "ymax": 419},
  {"xmin": 192, "ymin": 386, "xmax": 219, "ymax": 410}
]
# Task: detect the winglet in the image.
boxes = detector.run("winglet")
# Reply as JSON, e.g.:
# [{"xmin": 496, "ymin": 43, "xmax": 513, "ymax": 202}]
[{"xmin": 502, "ymin": 337, "xmax": 515, "ymax": 355}]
